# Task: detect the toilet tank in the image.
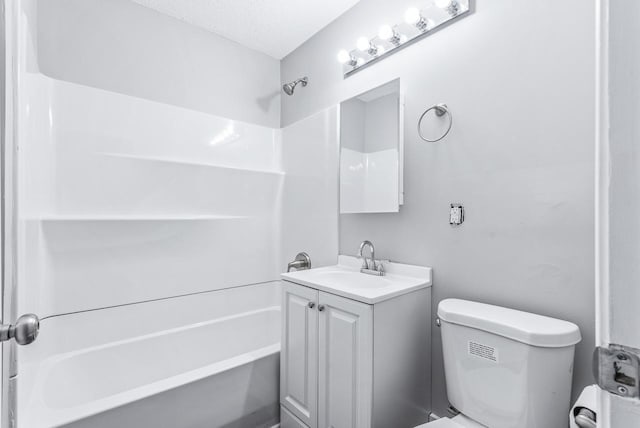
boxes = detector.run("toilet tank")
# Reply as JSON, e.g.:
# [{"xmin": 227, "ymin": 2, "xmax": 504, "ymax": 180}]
[{"xmin": 437, "ymin": 299, "xmax": 581, "ymax": 428}]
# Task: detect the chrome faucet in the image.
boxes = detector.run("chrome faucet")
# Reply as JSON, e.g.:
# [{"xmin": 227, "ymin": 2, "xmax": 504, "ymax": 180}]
[{"xmin": 358, "ymin": 241, "xmax": 385, "ymax": 276}]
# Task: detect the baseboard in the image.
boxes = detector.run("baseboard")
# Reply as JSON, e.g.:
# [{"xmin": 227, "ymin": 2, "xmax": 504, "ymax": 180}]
[{"xmin": 428, "ymin": 412, "xmax": 441, "ymax": 421}]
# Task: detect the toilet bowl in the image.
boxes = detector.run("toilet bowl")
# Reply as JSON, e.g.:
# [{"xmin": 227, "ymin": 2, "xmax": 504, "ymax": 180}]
[{"xmin": 418, "ymin": 299, "xmax": 581, "ymax": 428}]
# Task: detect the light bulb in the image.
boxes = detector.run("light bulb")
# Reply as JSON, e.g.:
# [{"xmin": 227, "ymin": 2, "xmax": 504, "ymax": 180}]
[
  {"xmin": 378, "ymin": 24, "xmax": 403, "ymax": 46},
  {"xmin": 356, "ymin": 57, "xmax": 366, "ymax": 66},
  {"xmin": 357, "ymin": 37, "xmax": 371, "ymax": 52},
  {"xmin": 404, "ymin": 7, "xmax": 422, "ymax": 25},
  {"xmin": 378, "ymin": 24, "xmax": 394, "ymax": 41},
  {"xmin": 435, "ymin": 0, "xmax": 458, "ymax": 16},
  {"xmin": 434, "ymin": 0, "xmax": 452, "ymax": 7},
  {"xmin": 337, "ymin": 49, "xmax": 352, "ymax": 64}
]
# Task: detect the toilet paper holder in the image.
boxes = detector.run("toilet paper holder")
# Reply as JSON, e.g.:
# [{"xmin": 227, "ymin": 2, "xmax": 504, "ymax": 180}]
[
  {"xmin": 570, "ymin": 385, "xmax": 598, "ymax": 428},
  {"xmin": 574, "ymin": 407, "xmax": 596, "ymax": 428}
]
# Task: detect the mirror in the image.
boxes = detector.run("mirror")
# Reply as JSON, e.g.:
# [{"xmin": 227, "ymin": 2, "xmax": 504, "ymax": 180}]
[{"xmin": 340, "ymin": 79, "xmax": 403, "ymax": 214}]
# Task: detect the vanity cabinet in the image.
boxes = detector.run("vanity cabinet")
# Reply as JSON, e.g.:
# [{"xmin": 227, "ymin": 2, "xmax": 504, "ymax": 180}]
[
  {"xmin": 318, "ymin": 291, "xmax": 373, "ymax": 428},
  {"xmin": 281, "ymin": 282, "xmax": 319, "ymax": 427},
  {"xmin": 280, "ymin": 279, "xmax": 431, "ymax": 428}
]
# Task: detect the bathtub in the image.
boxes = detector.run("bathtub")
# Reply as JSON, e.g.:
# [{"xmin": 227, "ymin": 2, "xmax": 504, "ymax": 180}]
[{"xmin": 17, "ymin": 282, "xmax": 281, "ymax": 428}]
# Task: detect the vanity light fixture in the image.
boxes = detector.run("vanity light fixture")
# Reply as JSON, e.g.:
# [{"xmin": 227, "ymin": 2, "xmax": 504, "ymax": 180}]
[
  {"xmin": 337, "ymin": 49, "xmax": 358, "ymax": 66},
  {"xmin": 404, "ymin": 7, "xmax": 431, "ymax": 32},
  {"xmin": 338, "ymin": 0, "xmax": 471, "ymax": 77},
  {"xmin": 378, "ymin": 25, "xmax": 403, "ymax": 46},
  {"xmin": 435, "ymin": 0, "xmax": 460, "ymax": 16},
  {"xmin": 356, "ymin": 37, "xmax": 380, "ymax": 57}
]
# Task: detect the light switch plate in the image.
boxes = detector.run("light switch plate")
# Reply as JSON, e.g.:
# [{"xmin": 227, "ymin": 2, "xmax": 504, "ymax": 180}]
[{"xmin": 450, "ymin": 204, "xmax": 464, "ymax": 226}]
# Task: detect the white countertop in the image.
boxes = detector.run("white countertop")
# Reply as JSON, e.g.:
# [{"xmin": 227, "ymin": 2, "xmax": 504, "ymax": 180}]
[{"xmin": 281, "ymin": 255, "xmax": 432, "ymax": 304}]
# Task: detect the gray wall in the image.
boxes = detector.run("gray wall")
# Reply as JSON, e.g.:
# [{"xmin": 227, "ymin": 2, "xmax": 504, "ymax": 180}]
[
  {"xmin": 36, "ymin": 0, "xmax": 281, "ymax": 127},
  {"xmin": 282, "ymin": 0, "xmax": 595, "ymax": 416}
]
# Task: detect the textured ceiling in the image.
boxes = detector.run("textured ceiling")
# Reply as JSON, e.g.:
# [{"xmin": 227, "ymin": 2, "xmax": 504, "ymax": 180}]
[{"xmin": 130, "ymin": 0, "xmax": 361, "ymax": 59}]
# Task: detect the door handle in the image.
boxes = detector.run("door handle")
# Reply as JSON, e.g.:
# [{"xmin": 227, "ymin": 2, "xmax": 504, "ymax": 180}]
[{"xmin": 0, "ymin": 314, "xmax": 40, "ymax": 346}]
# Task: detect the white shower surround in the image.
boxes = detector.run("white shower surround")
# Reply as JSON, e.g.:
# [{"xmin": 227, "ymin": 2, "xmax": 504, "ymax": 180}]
[
  {"xmin": 14, "ymin": 74, "xmax": 339, "ymax": 425},
  {"xmin": 18, "ymin": 74, "xmax": 284, "ymax": 318},
  {"xmin": 14, "ymin": 67, "xmax": 338, "ymax": 428},
  {"xmin": 6, "ymin": 1, "xmax": 341, "ymax": 426}
]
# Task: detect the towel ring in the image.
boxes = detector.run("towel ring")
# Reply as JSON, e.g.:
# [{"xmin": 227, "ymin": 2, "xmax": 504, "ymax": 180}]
[{"xmin": 418, "ymin": 104, "xmax": 453, "ymax": 142}]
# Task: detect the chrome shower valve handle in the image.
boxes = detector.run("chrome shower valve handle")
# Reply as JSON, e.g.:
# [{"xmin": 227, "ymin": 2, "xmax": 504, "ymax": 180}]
[{"xmin": 287, "ymin": 252, "xmax": 311, "ymax": 272}]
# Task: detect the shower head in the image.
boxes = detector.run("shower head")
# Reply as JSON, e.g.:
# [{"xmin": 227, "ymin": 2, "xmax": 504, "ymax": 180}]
[{"xmin": 283, "ymin": 77, "xmax": 308, "ymax": 96}]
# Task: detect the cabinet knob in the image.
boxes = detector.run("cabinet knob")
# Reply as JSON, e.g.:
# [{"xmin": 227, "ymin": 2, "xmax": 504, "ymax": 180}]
[
  {"xmin": 308, "ymin": 302, "xmax": 315, "ymax": 309},
  {"xmin": 318, "ymin": 305, "xmax": 325, "ymax": 312}
]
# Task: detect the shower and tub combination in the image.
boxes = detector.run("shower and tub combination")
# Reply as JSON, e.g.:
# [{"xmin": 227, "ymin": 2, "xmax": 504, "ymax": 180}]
[
  {"xmin": 2, "ymin": 1, "xmax": 338, "ymax": 427},
  {"xmin": 20, "ymin": 285, "xmax": 282, "ymax": 428}
]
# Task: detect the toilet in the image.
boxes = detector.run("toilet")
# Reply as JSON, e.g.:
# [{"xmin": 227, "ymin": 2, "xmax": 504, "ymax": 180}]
[{"xmin": 418, "ymin": 299, "xmax": 582, "ymax": 428}]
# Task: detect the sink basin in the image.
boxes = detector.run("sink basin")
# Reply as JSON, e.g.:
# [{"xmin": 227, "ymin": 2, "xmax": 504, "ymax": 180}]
[
  {"xmin": 281, "ymin": 255, "xmax": 432, "ymax": 304},
  {"xmin": 312, "ymin": 271, "xmax": 391, "ymax": 289}
]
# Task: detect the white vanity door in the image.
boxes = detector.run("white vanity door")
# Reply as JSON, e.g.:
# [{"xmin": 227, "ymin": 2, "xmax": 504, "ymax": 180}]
[
  {"xmin": 318, "ymin": 292, "xmax": 373, "ymax": 428},
  {"xmin": 281, "ymin": 282, "xmax": 319, "ymax": 428}
]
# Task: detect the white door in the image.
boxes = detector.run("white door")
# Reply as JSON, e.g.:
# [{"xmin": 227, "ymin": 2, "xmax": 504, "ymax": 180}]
[
  {"xmin": 281, "ymin": 282, "xmax": 319, "ymax": 428},
  {"xmin": 596, "ymin": 0, "xmax": 640, "ymax": 425},
  {"xmin": 318, "ymin": 292, "xmax": 372, "ymax": 428}
]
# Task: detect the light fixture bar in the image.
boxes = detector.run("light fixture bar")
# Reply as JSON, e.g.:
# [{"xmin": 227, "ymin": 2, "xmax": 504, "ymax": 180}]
[{"xmin": 338, "ymin": 0, "xmax": 472, "ymax": 78}]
